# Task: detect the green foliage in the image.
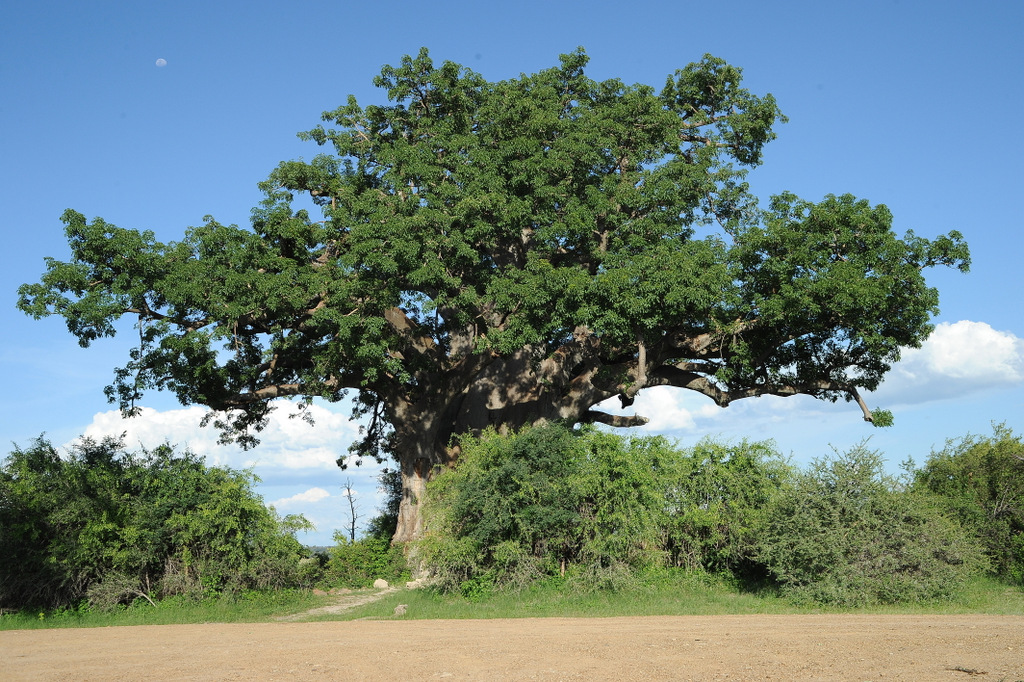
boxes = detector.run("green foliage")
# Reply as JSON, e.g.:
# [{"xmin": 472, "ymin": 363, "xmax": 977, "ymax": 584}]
[
  {"xmin": 0, "ymin": 436, "xmax": 312, "ymax": 610},
  {"xmin": 326, "ymin": 534, "xmax": 409, "ymax": 588},
  {"xmin": 662, "ymin": 438, "xmax": 790, "ymax": 577},
  {"xmin": 912, "ymin": 424, "xmax": 1024, "ymax": 583},
  {"xmin": 418, "ymin": 424, "xmax": 788, "ymax": 593},
  {"xmin": 569, "ymin": 430, "xmax": 669, "ymax": 581},
  {"xmin": 419, "ymin": 424, "xmax": 583, "ymax": 592},
  {"xmin": 0, "ymin": 588, "xmax": 321, "ymax": 630},
  {"xmin": 419, "ymin": 425, "xmax": 996, "ymax": 605},
  {"xmin": 757, "ymin": 443, "xmax": 985, "ymax": 606},
  {"xmin": 17, "ymin": 48, "xmax": 969, "ymax": 521},
  {"xmin": 419, "ymin": 425, "xmax": 661, "ymax": 591}
]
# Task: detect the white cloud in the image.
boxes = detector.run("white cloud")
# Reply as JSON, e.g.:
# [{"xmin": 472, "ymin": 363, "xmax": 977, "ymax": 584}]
[
  {"xmin": 595, "ymin": 386, "xmax": 726, "ymax": 437},
  {"xmin": 592, "ymin": 320, "xmax": 1024, "ymax": 441},
  {"xmin": 905, "ymin": 320, "xmax": 1022, "ymax": 380},
  {"xmin": 632, "ymin": 386, "xmax": 720, "ymax": 432},
  {"xmin": 78, "ymin": 400, "xmax": 361, "ymax": 471},
  {"xmin": 874, "ymin": 320, "xmax": 1024, "ymax": 403},
  {"xmin": 270, "ymin": 487, "xmax": 331, "ymax": 509},
  {"xmin": 82, "ymin": 404, "xmax": 210, "ymax": 448}
]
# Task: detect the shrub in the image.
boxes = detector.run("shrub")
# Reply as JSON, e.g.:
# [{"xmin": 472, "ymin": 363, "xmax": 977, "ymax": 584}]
[
  {"xmin": 326, "ymin": 534, "xmax": 408, "ymax": 588},
  {"xmin": 661, "ymin": 438, "xmax": 790, "ymax": 578},
  {"xmin": 418, "ymin": 424, "xmax": 582, "ymax": 592},
  {"xmin": 0, "ymin": 436, "xmax": 311, "ymax": 610},
  {"xmin": 419, "ymin": 424, "xmax": 695, "ymax": 592},
  {"xmin": 912, "ymin": 424, "xmax": 1024, "ymax": 584},
  {"xmin": 757, "ymin": 443, "xmax": 986, "ymax": 606}
]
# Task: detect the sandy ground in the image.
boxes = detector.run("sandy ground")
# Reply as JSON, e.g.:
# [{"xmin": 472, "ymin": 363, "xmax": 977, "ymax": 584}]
[{"xmin": 3, "ymin": 614, "xmax": 1023, "ymax": 681}]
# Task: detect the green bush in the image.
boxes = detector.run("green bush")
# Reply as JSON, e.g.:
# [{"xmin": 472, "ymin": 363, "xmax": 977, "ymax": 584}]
[
  {"xmin": 416, "ymin": 425, "xmax": 995, "ymax": 605},
  {"xmin": 0, "ymin": 436, "xmax": 312, "ymax": 610},
  {"xmin": 570, "ymin": 430, "xmax": 672, "ymax": 577},
  {"xmin": 912, "ymin": 424, "xmax": 1024, "ymax": 584},
  {"xmin": 662, "ymin": 438, "xmax": 790, "ymax": 578},
  {"xmin": 757, "ymin": 443, "xmax": 986, "ymax": 606},
  {"xmin": 418, "ymin": 424, "xmax": 583, "ymax": 592},
  {"xmin": 418, "ymin": 424, "xmax": 781, "ymax": 593},
  {"xmin": 326, "ymin": 534, "xmax": 409, "ymax": 588}
]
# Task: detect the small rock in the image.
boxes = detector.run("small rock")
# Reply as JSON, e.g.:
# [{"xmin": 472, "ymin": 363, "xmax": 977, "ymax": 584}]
[
  {"xmin": 394, "ymin": 604, "xmax": 408, "ymax": 616},
  {"xmin": 373, "ymin": 578, "xmax": 390, "ymax": 589},
  {"xmin": 405, "ymin": 578, "xmax": 425, "ymax": 589}
]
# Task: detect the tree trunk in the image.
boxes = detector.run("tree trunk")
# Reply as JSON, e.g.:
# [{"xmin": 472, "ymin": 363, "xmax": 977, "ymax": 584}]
[
  {"xmin": 393, "ymin": 444, "xmax": 437, "ymax": 544},
  {"xmin": 389, "ymin": 399, "xmax": 462, "ymax": 545},
  {"xmin": 389, "ymin": 348, "xmax": 595, "ymax": 544}
]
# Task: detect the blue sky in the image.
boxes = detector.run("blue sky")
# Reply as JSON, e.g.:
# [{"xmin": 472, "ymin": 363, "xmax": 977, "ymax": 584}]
[{"xmin": 3, "ymin": 0, "xmax": 1022, "ymax": 545}]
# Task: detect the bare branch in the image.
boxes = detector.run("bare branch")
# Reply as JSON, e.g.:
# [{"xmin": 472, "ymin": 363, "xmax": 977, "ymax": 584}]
[
  {"xmin": 624, "ymin": 334, "xmax": 648, "ymax": 400},
  {"xmin": 383, "ymin": 307, "xmax": 437, "ymax": 358},
  {"xmin": 583, "ymin": 410, "xmax": 649, "ymax": 428},
  {"xmin": 218, "ymin": 377, "xmax": 341, "ymax": 408}
]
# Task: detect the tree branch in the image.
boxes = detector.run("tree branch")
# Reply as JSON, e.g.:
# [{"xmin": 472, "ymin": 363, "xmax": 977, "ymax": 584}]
[
  {"xmin": 216, "ymin": 377, "xmax": 342, "ymax": 408},
  {"xmin": 384, "ymin": 307, "xmax": 437, "ymax": 358},
  {"xmin": 649, "ymin": 365, "xmax": 867, "ymax": 412},
  {"xmin": 624, "ymin": 334, "xmax": 648, "ymax": 400},
  {"xmin": 582, "ymin": 410, "xmax": 649, "ymax": 428},
  {"xmin": 123, "ymin": 307, "xmax": 212, "ymax": 333},
  {"xmin": 850, "ymin": 388, "xmax": 875, "ymax": 423}
]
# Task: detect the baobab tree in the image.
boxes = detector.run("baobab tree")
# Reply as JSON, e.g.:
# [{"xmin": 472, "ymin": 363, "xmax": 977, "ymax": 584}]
[{"xmin": 18, "ymin": 48, "xmax": 969, "ymax": 542}]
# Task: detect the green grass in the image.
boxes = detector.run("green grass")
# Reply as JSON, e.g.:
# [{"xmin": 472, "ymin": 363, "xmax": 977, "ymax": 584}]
[
  {"xmin": 860, "ymin": 576, "xmax": 1024, "ymax": 615},
  {"xmin": 0, "ymin": 589, "xmax": 327, "ymax": 631},
  {"xmin": 311, "ymin": 575, "xmax": 788, "ymax": 622},
  {"xmin": 318, "ymin": 573, "xmax": 1024, "ymax": 622},
  {"xmin": 4, "ymin": 574, "xmax": 1023, "ymax": 630}
]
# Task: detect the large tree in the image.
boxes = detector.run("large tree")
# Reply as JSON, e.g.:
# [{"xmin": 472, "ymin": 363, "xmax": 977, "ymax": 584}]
[{"xmin": 19, "ymin": 49, "xmax": 969, "ymax": 542}]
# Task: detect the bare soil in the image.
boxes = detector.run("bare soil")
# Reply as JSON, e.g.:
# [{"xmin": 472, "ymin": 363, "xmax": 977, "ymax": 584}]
[
  {"xmin": 273, "ymin": 586, "xmax": 400, "ymax": 622},
  {"xmin": 3, "ymin": 613, "xmax": 1023, "ymax": 681}
]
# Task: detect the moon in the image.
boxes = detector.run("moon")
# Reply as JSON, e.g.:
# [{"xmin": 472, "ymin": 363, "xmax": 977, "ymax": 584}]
[{"xmin": 155, "ymin": 58, "xmax": 167, "ymax": 67}]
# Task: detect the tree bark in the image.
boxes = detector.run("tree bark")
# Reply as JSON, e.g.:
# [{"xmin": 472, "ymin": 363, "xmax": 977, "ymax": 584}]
[
  {"xmin": 389, "ymin": 344, "xmax": 604, "ymax": 544},
  {"xmin": 393, "ymin": 451, "xmax": 433, "ymax": 544}
]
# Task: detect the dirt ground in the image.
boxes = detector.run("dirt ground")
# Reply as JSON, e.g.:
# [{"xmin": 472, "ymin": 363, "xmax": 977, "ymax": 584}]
[{"xmin": 3, "ymin": 614, "xmax": 1023, "ymax": 681}]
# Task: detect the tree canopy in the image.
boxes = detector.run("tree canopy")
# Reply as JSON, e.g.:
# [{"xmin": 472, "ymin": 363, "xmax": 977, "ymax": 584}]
[{"xmin": 18, "ymin": 48, "xmax": 969, "ymax": 541}]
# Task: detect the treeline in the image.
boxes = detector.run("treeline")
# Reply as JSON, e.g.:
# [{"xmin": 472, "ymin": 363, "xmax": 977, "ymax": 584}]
[
  {"xmin": 3, "ymin": 424, "xmax": 1022, "ymax": 612},
  {"xmin": 417, "ymin": 423, "xmax": 1023, "ymax": 606},
  {"xmin": 0, "ymin": 436, "xmax": 315, "ymax": 611}
]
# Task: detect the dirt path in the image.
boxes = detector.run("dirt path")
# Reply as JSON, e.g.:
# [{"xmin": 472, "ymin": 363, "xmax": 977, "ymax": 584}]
[
  {"xmin": 273, "ymin": 586, "xmax": 398, "ymax": 622},
  {"xmin": 3, "ymin": 614, "xmax": 1023, "ymax": 680}
]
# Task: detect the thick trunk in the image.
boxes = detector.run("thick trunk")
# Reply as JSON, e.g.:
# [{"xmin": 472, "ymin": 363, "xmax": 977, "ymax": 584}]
[
  {"xmin": 388, "ymin": 345, "xmax": 606, "ymax": 544},
  {"xmin": 392, "ymin": 439, "xmax": 445, "ymax": 544},
  {"xmin": 389, "ymin": 399, "xmax": 462, "ymax": 545},
  {"xmin": 393, "ymin": 456, "xmax": 429, "ymax": 544}
]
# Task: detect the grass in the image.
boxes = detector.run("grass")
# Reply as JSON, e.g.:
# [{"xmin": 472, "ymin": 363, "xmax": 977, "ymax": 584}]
[
  {"xmin": 0, "ymin": 588, "xmax": 327, "ymax": 631},
  {"xmin": 311, "ymin": 574, "xmax": 790, "ymax": 622},
  {"xmin": 4, "ymin": 574, "xmax": 1023, "ymax": 630},
  {"xmin": 317, "ymin": 572, "xmax": 1024, "ymax": 622}
]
